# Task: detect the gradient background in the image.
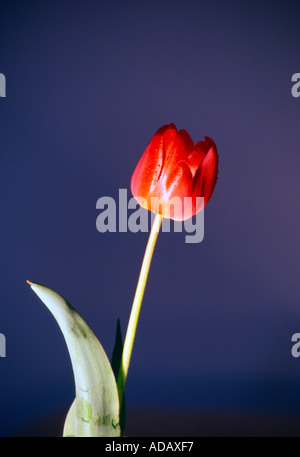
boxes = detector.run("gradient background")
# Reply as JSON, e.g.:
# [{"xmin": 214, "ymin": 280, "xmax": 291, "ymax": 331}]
[{"xmin": 1, "ymin": 0, "xmax": 300, "ymax": 437}]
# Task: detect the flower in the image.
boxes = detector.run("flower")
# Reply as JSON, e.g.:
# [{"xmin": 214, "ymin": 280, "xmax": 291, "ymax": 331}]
[{"xmin": 131, "ymin": 123, "xmax": 218, "ymax": 221}]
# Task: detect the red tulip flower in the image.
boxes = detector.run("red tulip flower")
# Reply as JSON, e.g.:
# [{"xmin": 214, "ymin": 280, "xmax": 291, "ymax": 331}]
[
  {"xmin": 131, "ymin": 123, "xmax": 218, "ymax": 221},
  {"xmin": 118, "ymin": 123, "xmax": 219, "ymax": 404}
]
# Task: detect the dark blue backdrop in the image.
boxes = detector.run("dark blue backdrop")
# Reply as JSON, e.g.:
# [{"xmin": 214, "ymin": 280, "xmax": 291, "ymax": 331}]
[{"xmin": 1, "ymin": 0, "xmax": 300, "ymax": 436}]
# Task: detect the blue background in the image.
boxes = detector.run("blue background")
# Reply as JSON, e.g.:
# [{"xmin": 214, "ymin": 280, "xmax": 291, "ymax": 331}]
[{"xmin": 1, "ymin": 0, "xmax": 300, "ymax": 436}]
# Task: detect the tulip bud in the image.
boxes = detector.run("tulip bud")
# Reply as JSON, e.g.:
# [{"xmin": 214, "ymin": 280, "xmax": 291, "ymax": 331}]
[{"xmin": 131, "ymin": 123, "xmax": 218, "ymax": 221}]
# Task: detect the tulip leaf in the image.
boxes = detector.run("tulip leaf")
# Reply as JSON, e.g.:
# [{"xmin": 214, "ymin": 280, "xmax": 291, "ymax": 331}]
[
  {"xmin": 27, "ymin": 281, "xmax": 120, "ymax": 437},
  {"xmin": 111, "ymin": 318, "xmax": 126, "ymax": 436}
]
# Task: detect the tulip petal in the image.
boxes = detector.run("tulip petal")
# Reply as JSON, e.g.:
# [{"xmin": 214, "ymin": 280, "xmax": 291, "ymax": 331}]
[
  {"xmin": 186, "ymin": 149, "xmax": 206, "ymax": 177},
  {"xmin": 27, "ymin": 281, "xmax": 120, "ymax": 437},
  {"xmin": 193, "ymin": 137, "xmax": 218, "ymax": 205},
  {"xmin": 153, "ymin": 127, "xmax": 194, "ymax": 211},
  {"xmin": 159, "ymin": 128, "xmax": 193, "ymax": 180},
  {"xmin": 161, "ymin": 161, "xmax": 191, "ymax": 219},
  {"xmin": 131, "ymin": 124, "xmax": 177, "ymax": 199}
]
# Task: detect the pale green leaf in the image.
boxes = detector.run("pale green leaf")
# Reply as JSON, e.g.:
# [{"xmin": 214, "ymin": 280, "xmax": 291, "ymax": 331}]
[{"xmin": 27, "ymin": 281, "xmax": 120, "ymax": 437}]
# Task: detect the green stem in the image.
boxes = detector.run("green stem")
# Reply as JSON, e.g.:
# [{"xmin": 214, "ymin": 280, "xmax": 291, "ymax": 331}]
[{"xmin": 117, "ymin": 213, "xmax": 163, "ymax": 404}]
